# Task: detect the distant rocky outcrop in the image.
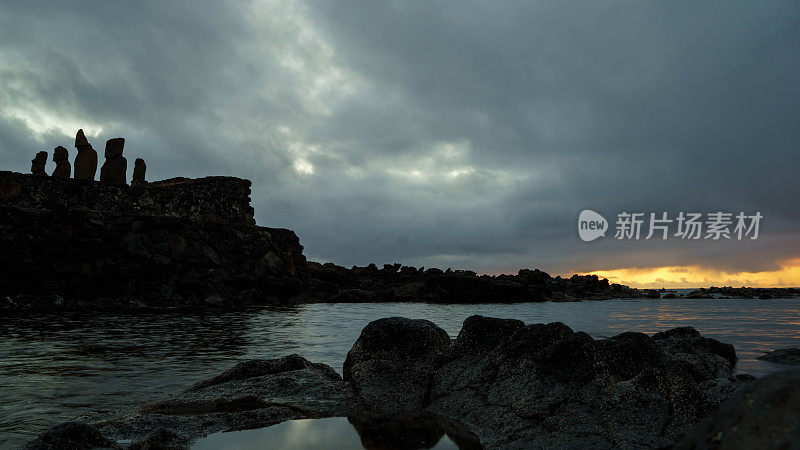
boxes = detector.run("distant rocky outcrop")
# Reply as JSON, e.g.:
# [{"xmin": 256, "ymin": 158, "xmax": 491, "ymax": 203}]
[
  {"xmin": 25, "ymin": 316, "xmax": 757, "ymax": 449},
  {"xmin": 297, "ymin": 262, "xmax": 646, "ymax": 303},
  {"xmin": 685, "ymin": 286, "xmax": 800, "ymax": 299}
]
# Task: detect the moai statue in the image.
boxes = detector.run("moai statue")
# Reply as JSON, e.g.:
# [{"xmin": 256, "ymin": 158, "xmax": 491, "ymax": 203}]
[
  {"xmin": 99, "ymin": 138, "xmax": 127, "ymax": 184},
  {"xmin": 51, "ymin": 146, "xmax": 71, "ymax": 179},
  {"xmin": 73, "ymin": 129, "xmax": 98, "ymax": 180},
  {"xmin": 131, "ymin": 158, "xmax": 147, "ymax": 186},
  {"xmin": 30, "ymin": 151, "xmax": 48, "ymax": 176}
]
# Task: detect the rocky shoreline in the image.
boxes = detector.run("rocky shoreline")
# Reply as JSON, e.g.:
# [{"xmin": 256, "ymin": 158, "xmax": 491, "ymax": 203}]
[
  {"xmin": 1, "ymin": 171, "xmax": 651, "ymax": 309},
  {"xmin": 680, "ymin": 286, "xmax": 800, "ymax": 300},
  {"xmin": 23, "ymin": 315, "xmax": 795, "ymax": 449}
]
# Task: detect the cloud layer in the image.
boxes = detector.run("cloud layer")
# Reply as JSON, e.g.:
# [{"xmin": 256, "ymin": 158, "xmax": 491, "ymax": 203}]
[{"xmin": 1, "ymin": 1, "xmax": 799, "ymax": 278}]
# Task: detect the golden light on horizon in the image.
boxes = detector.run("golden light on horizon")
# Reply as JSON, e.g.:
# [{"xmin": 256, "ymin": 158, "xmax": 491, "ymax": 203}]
[{"xmin": 581, "ymin": 259, "xmax": 800, "ymax": 289}]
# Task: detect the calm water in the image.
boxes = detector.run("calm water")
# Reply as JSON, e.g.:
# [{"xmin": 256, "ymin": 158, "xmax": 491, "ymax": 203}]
[
  {"xmin": 2, "ymin": 298, "xmax": 799, "ymax": 448},
  {"xmin": 192, "ymin": 417, "xmax": 460, "ymax": 450}
]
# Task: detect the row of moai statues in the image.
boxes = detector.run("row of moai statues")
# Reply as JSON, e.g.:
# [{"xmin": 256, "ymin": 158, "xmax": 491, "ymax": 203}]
[{"xmin": 30, "ymin": 129, "xmax": 146, "ymax": 185}]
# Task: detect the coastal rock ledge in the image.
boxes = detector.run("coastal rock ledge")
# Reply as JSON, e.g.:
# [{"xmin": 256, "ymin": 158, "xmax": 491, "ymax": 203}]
[
  {"xmin": 0, "ymin": 170, "xmax": 647, "ymax": 308},
  {"xmin": 25, "ymin": 316, "xmax": 773, "ymax": 449}
]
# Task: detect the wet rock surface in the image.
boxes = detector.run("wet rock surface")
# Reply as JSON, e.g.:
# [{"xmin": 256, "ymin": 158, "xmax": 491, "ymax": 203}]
[
  {"xmin": 676, "ymin": 370, "xmax": 800, "ymax": 449},
  {"xmin": 30, "ymin": 355, "xmax": 357, "ymax": 449},
  {"xmin": 757, "ymin": 347, "xmax": 800, "ymax": 365},
  {"xmin": 27, "ymin": 316, "xmax": 762, "ymax": 449},
  {"xmin": 344, "ymin": 317, "xmax": 452, "ymax": 416},
  {"xmin": 427, "ymin": 317, "xmax": 751, "ymax": 449}
]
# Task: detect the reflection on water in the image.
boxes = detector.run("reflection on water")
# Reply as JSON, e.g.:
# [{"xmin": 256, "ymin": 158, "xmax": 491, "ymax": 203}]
[
  {"xmin": 2, "ymin": 298, "xmax": 799, "ymax": 447},
  {"xmin": 192, "ymin": 415, "xmax": 476, "ymax": 450}
]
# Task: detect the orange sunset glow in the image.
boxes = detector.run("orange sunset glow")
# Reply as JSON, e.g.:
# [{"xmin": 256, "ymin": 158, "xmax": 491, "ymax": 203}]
[{"xmin": 582, "ymin": 258, "xmax": 800, "ymax": 289}]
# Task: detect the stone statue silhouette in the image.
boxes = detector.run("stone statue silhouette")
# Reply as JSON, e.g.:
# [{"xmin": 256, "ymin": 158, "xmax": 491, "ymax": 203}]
[
  {"xmin": 99, "ymin": 138, "xmax": 127, "ymax": 184},
  {"xmin": 30, "ymin": 151, "xmax": 48, "ymax": 176},
  {"xmin": 73, "ymin": 129, "xmax": 98, "ymax": 180},
  {"xmin": 132, "ymin": 158, "xmax": 147, "ymax": 186},
  {"xmin": 51, "ymin": 146, "xmax": 71, "ymax": 179}
]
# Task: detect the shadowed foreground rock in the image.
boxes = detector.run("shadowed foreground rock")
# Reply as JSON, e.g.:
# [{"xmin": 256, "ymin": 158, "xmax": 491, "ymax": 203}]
[
  {"xmin": 26, "ymin": 316, "xmax": 760, "ymax": 449},
  {"xmin": 344, "ymin": 317, "xmax": 451, "ymax": 415},
  {"xmin": 676, "ymin": 370, "xmax": 800, "ymax": 449},
  {"xmin": 427, "ymin": 319, "xmax": 751, "ymax": 448}
]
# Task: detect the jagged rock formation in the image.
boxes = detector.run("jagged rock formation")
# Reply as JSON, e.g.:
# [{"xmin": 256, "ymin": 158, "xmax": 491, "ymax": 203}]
[
  {"xmin": 685, "ymin": 286, "xmax": 800, "ymax": 299},
  {"xmin": 298, "ymin": 262, "xmax": 648, "ymax": 303},
  {"xmin": 74, "ymin": 129, "xmax": 98, "ymax": 180},
  {"xmin": 51, "ymin": 146, "xmax": 71, "ymax": 179},
  {"xmin": 99, "ymin": 137, "xmax": 127, "ymax": 184},
  {"xmin": 24, "ymin": 316, "xmax": 756, "ymax": 449},
  {"xmin": 0, "ymin": 171, "xmax": 305, "ymax": 308},
  {"xmin": 30, "ymin": 151, "xmax": 48, "ymax": 176}
]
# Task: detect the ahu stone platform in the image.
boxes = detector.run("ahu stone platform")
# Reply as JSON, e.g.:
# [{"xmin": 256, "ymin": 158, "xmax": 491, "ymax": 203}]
[{"xmin": 0, "ymin": 172, "xmax": 306, "ymax": 309}]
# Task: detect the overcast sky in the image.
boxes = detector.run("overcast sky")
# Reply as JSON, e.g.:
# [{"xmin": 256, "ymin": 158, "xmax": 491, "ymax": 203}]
[{"xmin": 1, "ymin": 1, "xmax": 799, "ymax": 279}]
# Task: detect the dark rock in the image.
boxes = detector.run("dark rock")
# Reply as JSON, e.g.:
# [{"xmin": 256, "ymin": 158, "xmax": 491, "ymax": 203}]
[
  {"xmin": 686, "ymin": 286, "xmax": 800, "ymax": 299},
  {"xmin": 21, "ymin": 422, "xmax": 114, "ymax": 449},
  {"xmin": 343, "ymin": 317, "xmax": 451, "ymax": 416},
  {"xmin": 757, "ymin": 347, "xmax": 800, "ymax": 365},
  {"xmin": 129, "ymin": 427, "xmax": 189, "ymax": 449},
  {"xmin": 51, "ymin": 146, "xmax": 71, "ymax": 179},
  {"xmin": 427, "ymin": 316, "xmax": 748, "ymax": 449},
  {"xmin": 189, "ymin": 354, "xmax": 341, "ymax": 391},
  {"xmin": 676, "ymin": 370, "xmax": 800, "ymax": 449},
  {"xmin": 48, "ymin": 355, "xmax": 356, "ymax": 448},
  {"xmin": 297, "ymin": 260, "xmax": 646, "ymax": 304}
]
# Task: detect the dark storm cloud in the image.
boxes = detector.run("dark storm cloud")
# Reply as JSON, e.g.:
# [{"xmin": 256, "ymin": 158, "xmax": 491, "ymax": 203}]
[{"xmin": 1, "ymin": 0, "xmax": 799, "ymax": 275}]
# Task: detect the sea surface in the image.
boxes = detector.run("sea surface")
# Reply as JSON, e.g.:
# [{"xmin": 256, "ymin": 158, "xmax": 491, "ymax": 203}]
[{"xmin": 2, "ymin": 298, "xmax": 799, "ymax": 448}]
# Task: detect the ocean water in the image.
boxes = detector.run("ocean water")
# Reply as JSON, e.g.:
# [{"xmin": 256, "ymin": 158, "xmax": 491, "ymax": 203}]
[{"xmin": 2, "ymin": 298, "xmax": 799, "ymax": 448}]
